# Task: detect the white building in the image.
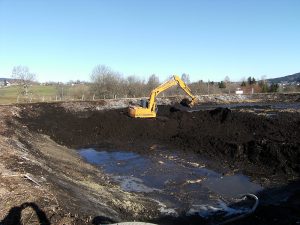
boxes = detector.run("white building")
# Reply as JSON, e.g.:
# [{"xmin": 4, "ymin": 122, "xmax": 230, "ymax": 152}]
[{"xmin": 235, "ymin": 88, "xmax": 243, "ymax": 94}]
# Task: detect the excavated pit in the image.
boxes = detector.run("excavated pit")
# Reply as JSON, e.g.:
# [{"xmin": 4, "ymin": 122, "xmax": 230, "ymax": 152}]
[
  {"xmin": 13, "ymin": 102, "xmax": 300, "ymax": 224},
  {"xmin": 20, "ymin": 103, "xmax": 300, "ymax": 176}
]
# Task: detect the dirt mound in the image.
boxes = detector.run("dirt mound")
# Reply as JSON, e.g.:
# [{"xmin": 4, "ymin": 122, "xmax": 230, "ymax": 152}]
[{"xmin": 19, "ymin": 103, "xmax": 300, "ymax": 177}]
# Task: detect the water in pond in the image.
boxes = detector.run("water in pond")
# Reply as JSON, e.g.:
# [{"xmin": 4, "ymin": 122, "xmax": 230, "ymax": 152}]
[{"xmin": 79, "ymin": 147, "xmax": 262, "ymax": 217}]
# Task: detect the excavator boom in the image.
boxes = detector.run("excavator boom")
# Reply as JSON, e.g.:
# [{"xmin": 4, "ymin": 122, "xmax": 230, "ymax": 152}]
[{"xmin": 128, "ymin": 75, "xmax": 196, "ymax": 118}]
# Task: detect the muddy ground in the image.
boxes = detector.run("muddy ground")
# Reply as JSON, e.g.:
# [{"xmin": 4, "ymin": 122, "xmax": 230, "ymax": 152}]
[{"xmin": 0, "ymin": 98, "xmax": 299, "ymax": 224}]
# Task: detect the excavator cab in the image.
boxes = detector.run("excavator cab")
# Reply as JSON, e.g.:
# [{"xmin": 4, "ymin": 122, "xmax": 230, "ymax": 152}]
[
  {"xmin": 140, "ymin": 99, "xmax": 148, "ymax": 108},
  {"xmin": 128, "ymin": 75, "xmax": 196, "ymax": 118}
]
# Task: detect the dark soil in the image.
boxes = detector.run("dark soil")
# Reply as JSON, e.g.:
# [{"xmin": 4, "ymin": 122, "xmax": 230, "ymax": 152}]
[
  {"xmin": 19, "ymin": 103, "xmax": 300, "ymax": 177},
  {"xmin": 17, "ymin": 102, "xmax": 300, "ymax": 224}
]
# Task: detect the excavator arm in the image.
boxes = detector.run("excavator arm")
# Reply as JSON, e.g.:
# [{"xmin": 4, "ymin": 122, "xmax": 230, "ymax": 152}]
[
  {"xmin": 128, "ymin": 75, "xmax": 196, "ymax": 118},
  {"xmin": 148, "ymin": 75, "xmax": 196, "ymax": 113}
]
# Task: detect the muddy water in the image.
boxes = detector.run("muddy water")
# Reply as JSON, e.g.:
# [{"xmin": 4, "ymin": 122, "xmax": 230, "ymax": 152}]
[{"xmin": 79, "ymin": 147, "xmax": 262, "ymax": 217}]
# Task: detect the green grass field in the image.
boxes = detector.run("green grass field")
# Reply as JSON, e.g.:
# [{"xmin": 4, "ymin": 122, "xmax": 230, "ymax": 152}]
[
  {"xmin": 0, "ymin": 84, "xmax": 94, "ymax": 104},
  {"xmin": 0, "ymin": 85, "xmax": 59, "ymax": 104}
]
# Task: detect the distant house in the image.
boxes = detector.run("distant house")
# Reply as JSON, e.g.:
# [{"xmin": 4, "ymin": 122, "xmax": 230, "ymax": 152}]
[
  {"xmin": 0, "ymin": 78, "xmax": 13, "ymax": 86},
  {"xmin": 4, "ymin": 80, "xmax": 11, "ymax": 86}
]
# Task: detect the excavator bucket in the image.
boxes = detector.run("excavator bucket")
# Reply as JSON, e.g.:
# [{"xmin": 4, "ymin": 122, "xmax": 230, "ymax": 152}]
[
  {"xmin": 180, "ymin": 98, "xmax": 193, "ymax": 107},
  {"xmin": 170, "ymin": 98, "xmax": 196, "ymax": 113}
]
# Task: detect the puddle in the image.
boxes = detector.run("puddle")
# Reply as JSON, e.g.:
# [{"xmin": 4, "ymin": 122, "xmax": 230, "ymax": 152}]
[
  {"xmin": 79, "ymin": 147, "xmax": 263, "ymax": 217},
  {"xmin": 202, "ymin": 175, "xmax": 262, "ymax": 198}
]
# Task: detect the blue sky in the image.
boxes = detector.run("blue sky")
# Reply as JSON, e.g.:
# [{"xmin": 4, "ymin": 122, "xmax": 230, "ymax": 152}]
[{"xmin": 0, "ymin": 0, "xmax": 299, "ymax": 82}]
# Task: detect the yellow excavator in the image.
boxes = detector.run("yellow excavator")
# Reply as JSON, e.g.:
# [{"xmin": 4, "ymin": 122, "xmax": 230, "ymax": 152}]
[{"xmin": 128, "ymin": 75, "xmax": 196, "ymax": 118}]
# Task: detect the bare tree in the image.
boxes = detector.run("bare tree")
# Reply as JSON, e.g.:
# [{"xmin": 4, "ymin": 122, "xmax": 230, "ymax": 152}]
[
  {"xmin": 69, "ymin": 84, "xmax": 90, "ymax": 100},
  {"xmin": 55, "ymin": 82, "xmax": 68, "ymax": 100},
  {"xmin": 90, "ymin": 65, "xmax": 122, "ymax": 98},
  {"xmin": 224, "ymin": 76, "xmax": 231, "ymax": 93},
  {"xmin": 146, "ymin": 74, "xmax": 160, "ymax": 93},
  {"xmin": 224, "ymin": 76, "xmax": 230, "ymax": 83},
  {"xmin": 11, "ymin": 65, "xmax": 36, "ymax": 96},
  {"xmin": 181, "ymin": 73, "xmax": 190, "ymax": 84},
  {"xmin": 126, "ymin": 75, "xmax": 145, "ymax": 97},
  {"xmin": 258, "ymin": 75, "xmax": 268, "ymax": 93}
]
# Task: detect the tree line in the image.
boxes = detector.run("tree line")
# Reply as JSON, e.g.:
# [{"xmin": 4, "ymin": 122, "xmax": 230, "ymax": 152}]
[
  {"xmin": 10, "ymin": 65, "xmax": 296, "ymax": 102},
  {"xmin": 90, "ymin": 65, "xmax": 160, "ymax": 98}
]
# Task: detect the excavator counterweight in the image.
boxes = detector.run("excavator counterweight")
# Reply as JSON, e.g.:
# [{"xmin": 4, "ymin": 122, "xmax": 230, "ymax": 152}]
[{"xmin": 128, "ymin": 75, "xmax": 196, "ymax": 118}]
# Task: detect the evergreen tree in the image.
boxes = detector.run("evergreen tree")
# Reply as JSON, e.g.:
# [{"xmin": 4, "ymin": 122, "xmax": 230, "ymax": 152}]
[{"xmin": 218, "ymin": 81, "xmax": 226, "ymax": 88}]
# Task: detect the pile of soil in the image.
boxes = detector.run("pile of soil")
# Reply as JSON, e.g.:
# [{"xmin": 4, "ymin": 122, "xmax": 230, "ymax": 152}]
[{"xmin": 19, "ymin": 103, "xmax": 300, "ymax": 177}]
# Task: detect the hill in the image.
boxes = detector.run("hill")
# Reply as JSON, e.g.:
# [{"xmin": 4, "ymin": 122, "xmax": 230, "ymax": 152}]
[
  {"xmin": 267, "ymin": 72, "xmax": 300, "ymax": 83},
  {"xmin": 0, "ymin": 78, "xmax": 14, "ymax": 82}
]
